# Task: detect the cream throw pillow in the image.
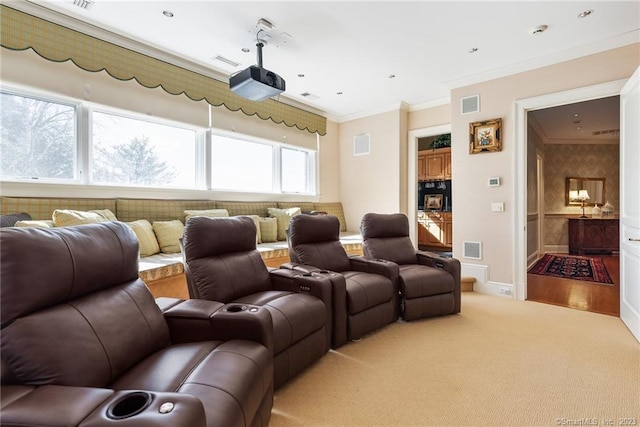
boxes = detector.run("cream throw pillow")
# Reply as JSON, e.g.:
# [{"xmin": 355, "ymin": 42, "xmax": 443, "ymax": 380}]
[
  {"xmin": 184, "ymin": 209, "xmax": 229, "ymax": 221},
  {"xmin": 126, "ymin": 220, "xmax": 160, "ymax": 257},
  {"xmin": 268, "ymin": 207, "xmax": 301, "ymax": 241},
  {"xmin": 259, "ymin": 217, "xmax": 278, "ymax": 243},
  {"xmin": 152, "ymin": 220, "xmax": 185, "ymax": 253},
  {"xmin": 14, "ymin": 220, "xmax": 55, "ymax": 228},
  {"xmin": 52, "ymin": 209, "xmax": 115, "ymax": 227}
]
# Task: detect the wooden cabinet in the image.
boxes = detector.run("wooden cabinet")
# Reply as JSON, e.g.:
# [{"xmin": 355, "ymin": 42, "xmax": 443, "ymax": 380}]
[
  {"xmin": 418, "ymin": 148, "xmax": 451, "ymax": 181},
  {"xmin": 568, "ymin": 218, "xmax": 619, "ymax": 255},
  {"xmin": 418, "ymin": 211, "xmax": 452, "ymax": 251},
  {"xmin": 417, "ymin": 153, "xmax": 428, "ymax": 181}
]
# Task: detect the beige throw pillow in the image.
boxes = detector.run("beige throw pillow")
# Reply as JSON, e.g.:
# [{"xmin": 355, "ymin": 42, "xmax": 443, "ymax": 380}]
[
  {"xmin": 152, "ymin": 220, "xmax": 184, "ymax": 253},
  {"xmin": 126, "ymin": 220, "xmax": 160, "ymax": 257},
  {"xmin": 268, "ymin": 207, "xmax": 301, "ymax": 241},
  {"xmin": 14, "ymin": 220, "xmax": 55, "ymax": 228},
  {"xmin": 259, "ymin": 217, "xmax": 278, "ymax": 243},
  {"xmin": 184, "ymin": 209, "xmax": 229, "ymax": 221},
  {"xmin": 52, "ymin": 209, "xmax": 115, "ymax": 227}
]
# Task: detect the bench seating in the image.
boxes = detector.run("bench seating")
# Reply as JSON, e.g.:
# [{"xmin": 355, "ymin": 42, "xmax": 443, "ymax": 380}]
[{"xmin": 1, "ymin": 196, "xmax": 363, "ymax": 299}]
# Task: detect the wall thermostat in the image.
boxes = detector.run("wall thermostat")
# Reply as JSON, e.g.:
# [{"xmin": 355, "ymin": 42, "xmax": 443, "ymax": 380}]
[{"xmin": 488, "ymin": 177, "xmax": 501, "ymax": 187}]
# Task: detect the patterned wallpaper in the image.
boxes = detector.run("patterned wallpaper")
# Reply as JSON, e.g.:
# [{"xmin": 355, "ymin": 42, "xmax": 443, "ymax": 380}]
[{"xmin": 543, "ymin": 143, "xmax": 619, "ymax": 247}]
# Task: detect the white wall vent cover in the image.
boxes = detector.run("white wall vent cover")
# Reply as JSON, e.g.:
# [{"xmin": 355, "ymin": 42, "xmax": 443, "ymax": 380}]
[
  {"xmin": 463, "ymin": 241, "xmax": 482, "ymax": 260},
  {"xmin": 354, "ymin": 134, "xmax": 370, "ymax": 156},
  {"xmin": 461, "ymin": 94, "xmax": 480, "ymax": 114}
]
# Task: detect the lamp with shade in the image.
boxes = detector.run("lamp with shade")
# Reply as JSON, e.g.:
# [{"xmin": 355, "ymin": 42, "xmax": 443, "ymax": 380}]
[{"xmin": 570, "ymin": 189, "xmax": 591, "ymax": 218}]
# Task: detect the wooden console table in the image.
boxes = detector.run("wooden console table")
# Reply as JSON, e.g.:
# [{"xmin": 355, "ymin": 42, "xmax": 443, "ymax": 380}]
[{"xmin": 568, "ymin": 218, "xmax": 619, "ymax": 255}]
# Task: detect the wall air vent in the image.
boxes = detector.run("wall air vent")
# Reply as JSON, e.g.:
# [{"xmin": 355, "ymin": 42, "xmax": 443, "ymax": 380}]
[
  {"xmin": 354, "ymin": 134, "xmax": 370, "ymax": 156},
  {"xmin": 463, "ymin": 241, "xmax": 482, "ymax": 260},
  {"xmin": 592, "ymin": 129, "xmax": 620, "ymax": 136},
  {"xmin": 461, "ymin": 94, "xmax": 480, "ymax": 114},
  {"xmin": 72, "ymin": 0, "xmax": 94, "ymax": 10}
]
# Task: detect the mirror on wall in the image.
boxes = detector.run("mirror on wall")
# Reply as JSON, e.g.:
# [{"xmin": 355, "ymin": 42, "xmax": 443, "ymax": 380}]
[{"xmin": 565, "ymin": 177, "xmax": 606, "ymax": 206}]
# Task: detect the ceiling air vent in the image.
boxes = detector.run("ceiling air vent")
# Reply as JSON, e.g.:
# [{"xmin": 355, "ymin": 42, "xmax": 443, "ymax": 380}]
[
  {"xmin": 72, "ymin": 0, "xmax": 94, "ymax": 10},
  {"xmin": 461, "ymin": 94, "xmax": 480, "ymax": 114},
  {"xmin": 353, "ymin": 134, "xmax": 370, "ymax": 156},
  {"xmin": 211, "ymin": 55, "xmax": 240, "ymax": 68},
  {"xmin": 463, "ymin": 241, "xmax": 482, "ymax": 260},
  {"xmin": 592, "ymin": 129, "xmax": 620, "ymax": 136},
  {"xmin": 300, "ymin": 92, "xmax": 320, "ymax": 101}
]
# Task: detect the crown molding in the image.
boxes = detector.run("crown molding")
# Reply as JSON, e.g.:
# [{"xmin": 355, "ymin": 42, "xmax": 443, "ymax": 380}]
[
  {"xmin": 408, "ymin": 96, "xmax": 451, "ymax": 112},
  {"xmin": 334, "ymin": 101, "xmax": 410, "ymax": 123},
  {"xmin": 444, "ymin": 30, "xmax": 640, "ymax": 91}
]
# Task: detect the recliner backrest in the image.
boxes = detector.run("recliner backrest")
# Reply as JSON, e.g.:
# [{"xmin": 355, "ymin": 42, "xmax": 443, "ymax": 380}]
[
  {"xmin": 360, "ymin": 213, "xmax": 418, "ymax": 265},
  {"xmin": 0, "ymin": 223, "xmax": 171, "ymax": 388},
  {"xmin": 183, "ymin": 216, "xmax": 271, "ymax": 301},
  {"xmin": 287, "ymin": 215, "xmax": 351, "ymax": 272}
]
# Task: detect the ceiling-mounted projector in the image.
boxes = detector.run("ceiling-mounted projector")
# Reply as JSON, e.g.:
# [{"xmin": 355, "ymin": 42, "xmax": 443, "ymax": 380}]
[{"xmin": 230, "ymin": 41, "xmax": 285, "ymax": 101}]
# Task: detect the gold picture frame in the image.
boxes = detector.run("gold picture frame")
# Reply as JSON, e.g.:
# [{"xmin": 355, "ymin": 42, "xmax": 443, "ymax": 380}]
[
  {"xmin": 425, "ymin": 194, "xmax": 443, "ymax": 211},
  {"xmin": 469, "ymin": 118, "xmax": 502, "ymax": 154}
]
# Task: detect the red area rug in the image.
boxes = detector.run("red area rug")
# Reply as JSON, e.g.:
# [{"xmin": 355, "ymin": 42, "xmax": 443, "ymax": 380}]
[{"xmin": 528, "ymin": 254, "xmax": 614, "ymax": 285}]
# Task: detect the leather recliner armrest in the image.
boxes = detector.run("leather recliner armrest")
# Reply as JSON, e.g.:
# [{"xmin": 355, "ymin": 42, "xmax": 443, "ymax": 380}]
[
  {"xmin": 279, "ymin": 262, "xmax": 322, "ymax": 274},
  {"xmin": 270, "ymin": 268, "xmax": 348, "ymax": 348},
  {"xmin": 1, "ymin": 385, "xmax": 206, "ymax": 427},
  {"xmin": 416, "ymin": 251, "xmax": 461, "ymax": 313},
  {"xmin": 161, "ymin": 299, "xmax": 273, "ymax": 351},
  {"xmin": 348, "ymin": 255, "xmax": 400, "ymax": 283}
]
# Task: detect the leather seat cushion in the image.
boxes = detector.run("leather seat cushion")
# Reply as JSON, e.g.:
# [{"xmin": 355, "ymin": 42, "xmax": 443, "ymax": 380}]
[
  {"xmin": 343, "ymin": 271, "xmax": 394, "ymax": 315},
  {"xmin": 111, "ymin": 340, "xmax": 271, "ymax": 427},
  {"xmin": 400, "ymin": 264, "xmax": 454, "ymax": 298},
  {"xmin": 235, "ymin": 291, "xmax": 327, "ymax": 355}
]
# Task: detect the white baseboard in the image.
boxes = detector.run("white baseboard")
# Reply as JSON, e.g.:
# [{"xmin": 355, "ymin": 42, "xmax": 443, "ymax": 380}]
[
  {"xmin": 461, "ymin": 263, "xmax": 515, "ymax": 298},
  {"xmin": 544, "ymin": 245, "xmax": 569, "ymax": 254}
]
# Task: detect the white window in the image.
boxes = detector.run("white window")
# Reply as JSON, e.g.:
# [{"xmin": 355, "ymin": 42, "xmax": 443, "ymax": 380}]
[
  {"xmin": 92, "ymin": 110, "xmax": 198, "ymax": 188},
  {"xmin": 0, "ymin": 92, "xmax": 77, "ymax": 181},
  {"xmin": 281, "ymin": 147, "xmax": 311, "ymax": 193},
  {"xmin": 211, "ymin": 134, "xmax": 274, "ymax": 192}
]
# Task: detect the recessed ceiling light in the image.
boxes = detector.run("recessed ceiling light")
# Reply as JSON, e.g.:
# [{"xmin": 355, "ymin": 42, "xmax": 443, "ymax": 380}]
[
  {"xmin": 578, "ymin": 9, "xmax": 594, "ymax": 18},
  {"xmin": 467, "ymin": 47, "xmax": 478, "ymax": 54},
  {"xmin": 241, "ymin": 48, "xmax": 250, "ymax": 53},
  {"xmin": 337, "ymin": 92, "xmax": 343, "ymax": 95},
  {"xmin": 162, "ymin": 10, "xmax": 174, "ymax": 18},
  {"xmin": 298, "ymin": 74, "xmax": 305, "ymax": 78},
  {"xmin": 530, "ymin": 25, "xmax": 548, "ymax": 35},
  {"xmin": 388, "ymin": 74, "xmax": 396, "ymax": 79}
]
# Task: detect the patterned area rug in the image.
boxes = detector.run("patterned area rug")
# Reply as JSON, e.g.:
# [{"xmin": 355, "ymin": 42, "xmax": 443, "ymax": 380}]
[{"xmin": 528, "ymin": 254, "xmax": 614, "ymax": 285}]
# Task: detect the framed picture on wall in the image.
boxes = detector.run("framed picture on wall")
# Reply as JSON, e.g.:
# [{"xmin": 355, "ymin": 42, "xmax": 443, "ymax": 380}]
[
  {"xmin": 425, "ymin": 194, "xmax": 443, "ymax": 211},
  {"xmin": 469, "ymin": 118, "xmax": 502, "ymax": 154}
]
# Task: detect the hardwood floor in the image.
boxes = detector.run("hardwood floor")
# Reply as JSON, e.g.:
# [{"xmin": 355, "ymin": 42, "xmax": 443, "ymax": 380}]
[{"xmin": 526, "ymin": 254, "xmax": 620, "ymax": 316}]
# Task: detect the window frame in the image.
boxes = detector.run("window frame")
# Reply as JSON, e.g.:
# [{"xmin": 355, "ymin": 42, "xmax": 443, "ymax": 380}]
[{"xmin": 0, "ymin": 84, "xmax": 317, "ymax": 196}]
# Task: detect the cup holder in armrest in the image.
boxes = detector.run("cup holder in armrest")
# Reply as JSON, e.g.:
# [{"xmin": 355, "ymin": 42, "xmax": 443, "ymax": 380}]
[
  {"xmin": 225, "ymin": 304, "xmax": 247, "ymax": 313},
  {"xmin": 107, "ymin": 391, "xmax": 153, "ymax": 420}
]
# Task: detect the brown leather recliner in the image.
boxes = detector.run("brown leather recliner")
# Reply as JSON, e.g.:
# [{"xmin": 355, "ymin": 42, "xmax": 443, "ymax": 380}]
[
  {"xmin": 360, "ymin": 213, "xmax": 461, "ymax": 320},
  {"xmin": 285, "ymin": 214, "xmax": 399, "ymax": 346},
  {"xmin": 182, "ymin": 215, "xmax": 332, "ymax": 389},
  {"xmin": 0, "ymin": 222, "xmax": 274, "ymax": 427}
]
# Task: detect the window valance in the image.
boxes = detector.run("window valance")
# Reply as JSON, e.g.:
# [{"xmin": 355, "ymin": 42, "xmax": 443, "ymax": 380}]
[{"xmin": 0, "ymin": 5, "xmax": 327, "ymax": 135}]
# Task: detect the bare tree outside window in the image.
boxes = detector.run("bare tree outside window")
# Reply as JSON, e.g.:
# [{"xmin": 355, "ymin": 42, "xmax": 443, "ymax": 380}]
[{"xmin": 0, "ymin": 93, "xmax": 75, "ymax": 180}]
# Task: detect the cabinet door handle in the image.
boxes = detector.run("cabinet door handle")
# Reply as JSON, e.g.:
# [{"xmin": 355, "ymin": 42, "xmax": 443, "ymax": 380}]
[{"xmin": 630, "ymin": 238, "xmax": 640, "ymax": 242}]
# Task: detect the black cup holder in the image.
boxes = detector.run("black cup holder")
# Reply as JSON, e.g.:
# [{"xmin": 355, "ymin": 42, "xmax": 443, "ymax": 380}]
[
  {"xmin": 107, "ymin": 391, "xmax": 153, "ymax": 420},
  {"xmin": 226, "ymin": 304, "xmax": 247, "ymax": 313},
  {"xmin": 318, "ymin": 270, "xmax": 329, "ymax": 274}
]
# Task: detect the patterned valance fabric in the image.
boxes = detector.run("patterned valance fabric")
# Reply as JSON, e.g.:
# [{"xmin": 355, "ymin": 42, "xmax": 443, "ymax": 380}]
[{"xmin": 0, "ymin": 5, "xmax": 327, "ymax": 135}]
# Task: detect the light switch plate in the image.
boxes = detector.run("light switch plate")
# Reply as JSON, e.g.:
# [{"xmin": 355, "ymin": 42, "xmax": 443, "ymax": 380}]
[{"xmin": 491, "ymin": 202, "xmax": 505, "ymax": 212}]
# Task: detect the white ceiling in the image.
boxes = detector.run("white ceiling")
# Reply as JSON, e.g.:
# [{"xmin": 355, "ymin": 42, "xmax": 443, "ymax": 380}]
[{"xmin": 12, "ymin": 0, "xmax": 640, "ymax": 126}]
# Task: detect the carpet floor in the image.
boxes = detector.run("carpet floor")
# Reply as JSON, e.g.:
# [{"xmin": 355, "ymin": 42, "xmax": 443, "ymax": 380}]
[
  {"xmin": 270, "ymin": 293, "xmax": 639, "ymax": 426},
  {"xmin": 527, "ymin": 254, "xmax": 614, "ymax": 285}
]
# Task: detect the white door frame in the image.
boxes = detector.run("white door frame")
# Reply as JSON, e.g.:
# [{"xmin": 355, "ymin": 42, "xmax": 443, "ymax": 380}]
[
  {"xmin": 407, "ymin": 124, "xmax": 451, "ymax": 248},
  {"xmin": 514, "ymin": 79, "xmax": 628, "ymax": 301}
]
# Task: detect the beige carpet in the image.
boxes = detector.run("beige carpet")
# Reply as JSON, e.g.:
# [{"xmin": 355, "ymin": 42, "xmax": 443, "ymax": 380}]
[{"xmin": 270, "ymin": 293, "xmax": 640, "ymax": 426}]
